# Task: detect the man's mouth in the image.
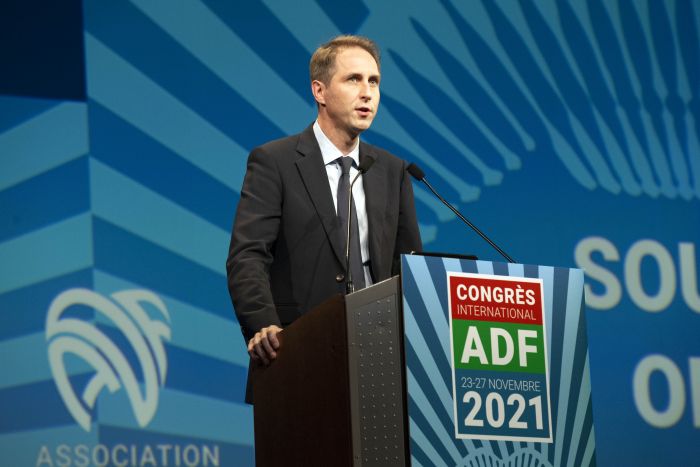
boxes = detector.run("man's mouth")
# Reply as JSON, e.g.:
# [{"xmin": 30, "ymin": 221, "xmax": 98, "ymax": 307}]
[{"xmin": 356, "ymin": 107, "xmax": 372, "ymax": 116}]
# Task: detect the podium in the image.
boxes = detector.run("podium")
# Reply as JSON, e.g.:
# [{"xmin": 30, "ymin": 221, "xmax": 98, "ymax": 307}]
[
  {"xmin": 251, "ymin": 255, "xmax": 595, "ymax": 466},
  {"xmin": 252, "ymin": 276, "xmax": 409, "ymax": 467}
]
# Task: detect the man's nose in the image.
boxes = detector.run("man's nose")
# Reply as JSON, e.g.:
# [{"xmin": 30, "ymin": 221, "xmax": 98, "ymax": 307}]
[{"xmin": 359, "ymin": 82, "xmax": 372, "ymax": 100}]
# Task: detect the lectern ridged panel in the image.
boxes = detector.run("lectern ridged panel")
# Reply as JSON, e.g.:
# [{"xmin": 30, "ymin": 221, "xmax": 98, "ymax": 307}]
[{"xmin": 346, "ymin": 277, "xmax": 407, "ymax": 467}]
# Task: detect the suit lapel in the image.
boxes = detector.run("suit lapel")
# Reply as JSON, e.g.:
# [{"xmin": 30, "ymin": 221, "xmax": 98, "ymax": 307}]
[
  {"xmin": 295, "ymin": 126, "xmax": 346, "ymax": 265},
  {"xmin": 360, "ymin": 144, "xmax": 387, "ymax": 277}
]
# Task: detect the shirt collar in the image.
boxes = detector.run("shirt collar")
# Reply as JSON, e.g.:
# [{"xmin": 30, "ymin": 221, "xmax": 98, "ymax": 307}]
[{"xmin": 313, "ymin": 120, "xmax": 360, "ymax": 167}]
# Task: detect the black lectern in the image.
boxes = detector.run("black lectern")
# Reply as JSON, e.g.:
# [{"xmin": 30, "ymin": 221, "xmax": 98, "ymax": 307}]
[{"xmin": 251, "ymin": 276, "xmax": 409, "ymax": 467}]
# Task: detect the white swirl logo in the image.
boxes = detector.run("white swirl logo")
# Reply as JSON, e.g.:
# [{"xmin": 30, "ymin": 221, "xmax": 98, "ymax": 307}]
[{"xmin": 46, "ymin": 288, "xmax": 171, "ymax": 431}]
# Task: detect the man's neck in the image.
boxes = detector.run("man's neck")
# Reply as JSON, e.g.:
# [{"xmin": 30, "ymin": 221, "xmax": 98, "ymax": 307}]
[{"xmin": 316, "ymin": 117, "xmax": 359, "ymax": 155}]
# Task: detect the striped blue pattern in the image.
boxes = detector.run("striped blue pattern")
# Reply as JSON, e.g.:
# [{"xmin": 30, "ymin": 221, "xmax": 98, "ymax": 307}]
[{"xmin": 402, "ymin": 255, "xmax": 592, "ymax": 466}]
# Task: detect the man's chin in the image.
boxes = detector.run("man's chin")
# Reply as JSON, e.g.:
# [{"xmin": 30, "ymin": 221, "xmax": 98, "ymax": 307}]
[{"xmin": 352, "ymin": 119, "xmax": 374, "ymax": 133}]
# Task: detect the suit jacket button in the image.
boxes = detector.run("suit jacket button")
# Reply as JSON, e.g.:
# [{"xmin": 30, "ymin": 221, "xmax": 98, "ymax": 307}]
[{"xmin": 336, "ymin": 273, "xmax": 345, "ymax": 283}]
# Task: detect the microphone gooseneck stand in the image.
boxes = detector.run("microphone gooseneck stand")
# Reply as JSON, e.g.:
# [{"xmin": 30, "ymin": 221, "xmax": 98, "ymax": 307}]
[{"xmin": 407, "ymin": 162, "xmax": 515, "ymax": 264}]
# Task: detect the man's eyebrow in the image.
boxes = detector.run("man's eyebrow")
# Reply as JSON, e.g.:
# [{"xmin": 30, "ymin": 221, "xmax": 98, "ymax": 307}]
[{"xmin": 343, "ymin": 72, "xmax": 381, "ymax": 80}]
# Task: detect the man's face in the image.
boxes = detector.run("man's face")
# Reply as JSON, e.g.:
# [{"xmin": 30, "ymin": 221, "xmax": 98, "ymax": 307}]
[{"xmin": 315, "ymin": 47, "xmax": 381, "ymax": 137}]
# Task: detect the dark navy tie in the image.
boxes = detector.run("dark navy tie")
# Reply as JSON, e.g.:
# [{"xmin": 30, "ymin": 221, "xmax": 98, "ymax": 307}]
[{"xmin": 336, "ymin": 157, "xmax": 365, "ymax": 291}]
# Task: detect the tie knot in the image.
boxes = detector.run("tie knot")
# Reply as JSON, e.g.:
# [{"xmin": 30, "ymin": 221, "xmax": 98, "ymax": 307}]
[{"xmin": 338, "ymin": 156, "xmax": 354, "ymax": 175}]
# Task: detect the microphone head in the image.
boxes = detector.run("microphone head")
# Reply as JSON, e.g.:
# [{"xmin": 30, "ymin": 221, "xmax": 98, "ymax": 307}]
[
  {"xmin": 407, "ymin": 163, "xmax": 425, "ymax": 181},
  {"xmin": 359, "ymin": 157, "xmax": 375, "ymax": 173}
]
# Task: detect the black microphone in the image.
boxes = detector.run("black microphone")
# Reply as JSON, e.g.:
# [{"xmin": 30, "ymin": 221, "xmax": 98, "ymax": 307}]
[
  {"xmin": 407, "ymin": 162, "xmax": 515, "ymax": 263},
  {"xmin": 345, "ymin": 157, "xmax": 376, "ymax": 293}
]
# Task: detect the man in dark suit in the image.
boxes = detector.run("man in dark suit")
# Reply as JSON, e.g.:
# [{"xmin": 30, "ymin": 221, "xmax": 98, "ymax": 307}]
[{"xmin": 226, "ymin": 36, "xmax": 421, "ymax": 397}]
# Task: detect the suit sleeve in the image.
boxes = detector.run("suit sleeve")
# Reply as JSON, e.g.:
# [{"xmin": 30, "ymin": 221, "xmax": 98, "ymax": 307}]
[
  {"xmin": 226, "ymin": 147, "xmax": 283, "ymax": 341},
  {"xmin": 392, "ymin": 160, "xmax": 422, "ymax": 275}
]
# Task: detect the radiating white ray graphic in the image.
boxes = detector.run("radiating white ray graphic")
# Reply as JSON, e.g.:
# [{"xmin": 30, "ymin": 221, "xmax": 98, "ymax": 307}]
[
  {"xmin": 592, "ymin": 107, "xmax": 643, "ymax": 195},
  {"xmin": 262, "ymin": 0, "xmax": 337, "ymax": 52},
  {"xmin": 265, "ymin": 0, "xmax": 485, "ymax": 202},
  {"xmin": 438, "ymin": 1, "xmax": 538, "ymax": 151},
  {"xmin": 404, "ymin": 302, "xmax": 453, "ymax": 413},
  {"xmin": 538, "ymin": 267, "xmax": 555, "ymax": 366},
  {"xmin": 567, "ymin": 356, "xmax": 592, "ymax": 467},
  {"xmin": 380, "ymin": 53, "xmax": 509, "ymax": 184},
  {"xmin": 635, "ymin": 2, "xmax": 694, "ymax": 200},
  {"xmin": 85, "ymin": 33, "xmax": 247, "ymax": 193},
  {"xmin": 416, "ymin": 222, "xmax": 438, "ymax": 243},
  {"xmin": 687, "ymin": 117, "xmax": 700, "ymax": 198},
  {"xmin": 427, "ymin": 0, "xmax": 696, "ymax": 200},
  {"xmin": 606, "ymin": 0, "xmax": 678, "ymax": 197},
  {"xmin": 404, "ymin": 261, "xmax": 451, "ymax": 363},
  {"xmin": 498, "ymin": 1, "xmax": 624, "ymax": 195},
  {"xmin": 614, "ymin": 107, "xmax": 660, "ymax": 196},
  {"xmin": 99, "ymin": 383, "xmax": 253, "ymax": 445},
  {"xmin": 274, "ymin": 0, "xmax": 503, "ymax": 193},
  {"xmin": 0, "ymin": 214, "xmax": 92, "ymax": 295},
  {"xmin": 404, "ymin": 258, "xmax": 593, "ymax": 463},
  {"xmin": 0, "ymin": 102, "xmax": 88, "ymax": 191},
  {"xmin": 581, "ymin": 427, "xmax": 596, "ymax": 466},
  {"xmin": 90, "ymin": 159, "xmax": 229, "ymax": 275},
  {"xmin": 371, "ymin": 111, "xmax": 481, "ymax": 203},
  {"xmin": 94, "ymin": 270, "xmax": 249, "ymax": 367},
  {"xmin": 0, "ymin": 333, "xmax": 62, "ymax": 389},
  {"xmin": 572, "ymin": 0, "xmax": 662, "ymax": 197},
  {"xmin": 46, "ymin": 288, "xmax": 171, "ymax": 431},
  {"xmin": 408, "ymin": 368, "xmax": 474, "ymax": 460},
  {"xmin": 554, "ymin": 275, "xmax": 585, "ymax": 467},
  {"xmin": 381, "ymin": 18, "xmax": 526, "ymax": 173},
  {"xmin": 130, "ymin": 0, "xmax": 312, "ymax": 135},
  {"xmin": 409, "ymin": 418, "xmax": 448, "ymax": 466},
  {"xmin": 460, "ymin": 445, "xmax": 553, "ymax": 467},
  {"xmin": 412, "ymin": 185, "xmax": 457, "ymax": 222},
  {"xmin": 533, "ymin": 0, "xmax": 644, "ymax": 196},
  {"xmin": 396, "ymin": 2, "xmax": 535, "ymax": 157},
  {"xmin": 408, "ymin": 1, "xmax": 602, "ymax": 194}
]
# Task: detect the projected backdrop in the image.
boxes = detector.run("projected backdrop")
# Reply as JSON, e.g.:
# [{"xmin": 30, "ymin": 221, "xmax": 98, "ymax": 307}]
[{"xmin": 1, "ymin": 1, "xmax": 698, "ymax": 466}]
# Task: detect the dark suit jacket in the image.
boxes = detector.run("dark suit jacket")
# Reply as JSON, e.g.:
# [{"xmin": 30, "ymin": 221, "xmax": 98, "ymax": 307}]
[{"xmin": 226, "ymin": 125, "xmax": 421, "ymax": 400}]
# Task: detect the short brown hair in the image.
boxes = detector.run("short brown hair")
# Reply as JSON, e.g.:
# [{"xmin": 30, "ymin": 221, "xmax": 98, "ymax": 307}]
[{"xmin": 310, "ymin": 35, "xmax": 381, "ymax": 85}]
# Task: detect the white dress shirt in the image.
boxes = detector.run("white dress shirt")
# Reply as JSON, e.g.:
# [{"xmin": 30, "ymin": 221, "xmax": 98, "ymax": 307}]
[{"xmin": 313, "ymin": 121, "xmax": 372, "ymax": 286}]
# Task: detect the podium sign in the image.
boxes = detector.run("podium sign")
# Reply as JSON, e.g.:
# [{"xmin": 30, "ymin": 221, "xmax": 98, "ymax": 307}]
[
  {"xmin": 448, "ymin": 272, "xmax": 553, "ymax": 442},
  {"xmin": 401, "ymin": 255, "xmax": 594, "ymax": 466}
]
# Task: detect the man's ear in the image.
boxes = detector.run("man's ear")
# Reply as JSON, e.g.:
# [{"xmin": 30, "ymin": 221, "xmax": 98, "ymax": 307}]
[{"xmin": 311, "ymin": 80, "xmax": 326, "ymax": 106}]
